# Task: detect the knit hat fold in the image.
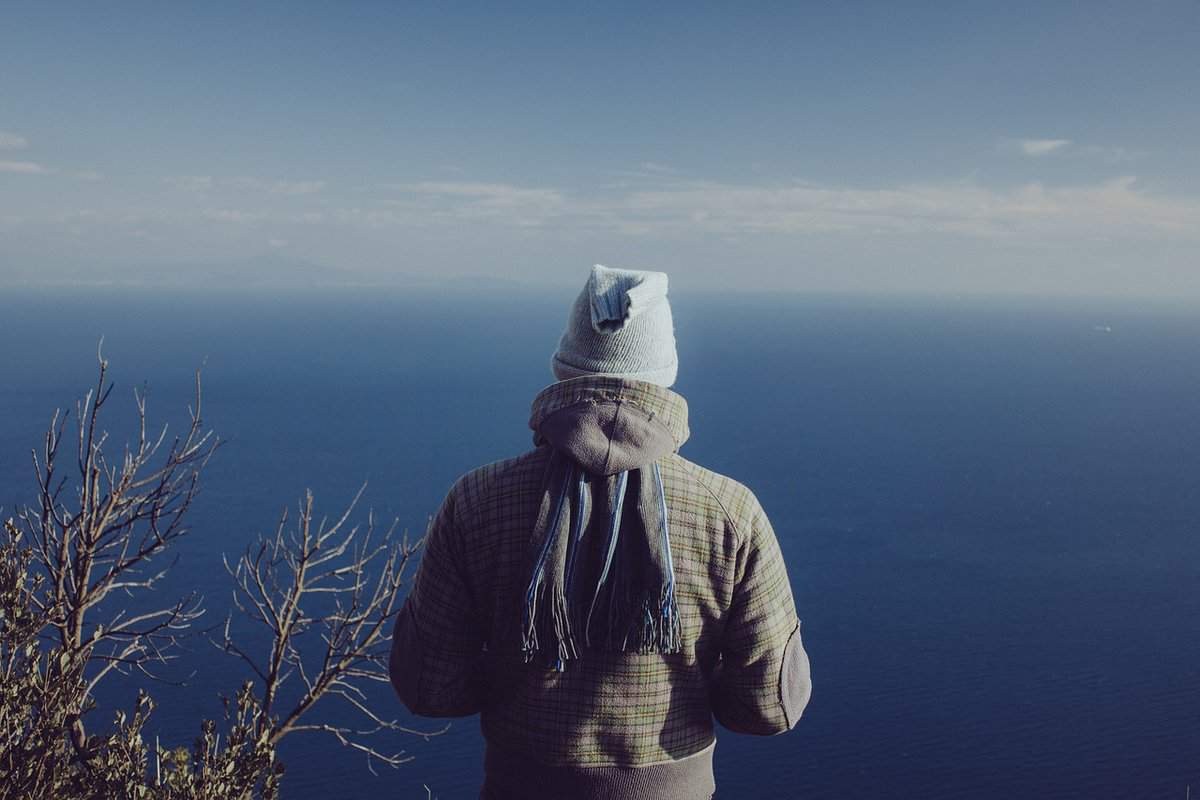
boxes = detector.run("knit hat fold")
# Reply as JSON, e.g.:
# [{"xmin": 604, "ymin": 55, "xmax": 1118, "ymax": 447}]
[{"xmin": 588, "ymin": 266, "xmax": 670, "ymax": 333}]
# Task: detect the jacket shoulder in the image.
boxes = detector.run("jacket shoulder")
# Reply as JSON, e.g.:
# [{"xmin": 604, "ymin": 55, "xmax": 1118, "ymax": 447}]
[
  {"xmin": 665, "ymin": 455, "xmax": 769, "ymax": 543},
  {"xmin": 445, "ymin": 448, "xmax": 549, "ymax": 523}
]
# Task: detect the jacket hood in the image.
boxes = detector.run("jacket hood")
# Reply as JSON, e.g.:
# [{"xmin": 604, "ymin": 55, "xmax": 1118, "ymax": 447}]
[{"xmin": 529, "ymin": 376, "xmax": 690, "ymax": 476}]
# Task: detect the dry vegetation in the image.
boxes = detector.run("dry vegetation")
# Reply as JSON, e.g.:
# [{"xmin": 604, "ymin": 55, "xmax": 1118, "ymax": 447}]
[{"xmin": 0, "ymin": 351, "xmax": 437, "ymax": 799}]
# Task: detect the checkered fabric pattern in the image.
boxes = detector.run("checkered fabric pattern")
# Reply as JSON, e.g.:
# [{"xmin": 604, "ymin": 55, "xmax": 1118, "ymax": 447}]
[{"xmin": 392, "ymin": 377, "xmax": 802, "ymax": 767}]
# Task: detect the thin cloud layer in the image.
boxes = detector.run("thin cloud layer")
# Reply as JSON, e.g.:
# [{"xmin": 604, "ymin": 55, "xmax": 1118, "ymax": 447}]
[
  {"xmin": 9, "ymin": 172, "xmax": 1197, "ymax": 247},
  {"xmin": 165, "ymin": 175, "xmax": 326, "ymax": 195},
  {"xmin": 0, "ymin": 131, "xmax": 29, "ymax": 150},
  {"xmin": 1002, "ymin": 138, "xmax": 1142, "ymax": 164},
  {"xmin": 5, "ymin": 165, "xmax": 1198, "ymax": 295},
  {"xmin": 1017, "ymin": 139, "xmax": 1072, "ymax": 157},
  {"xmin": 392, "ymin": 182, "xmax": 569, "ymax": 225},
  {"xmin": 0, "ymin": 160, "xmax": 46, "ymax": 174},
  {"xmin": 387, "ymin": 176, "xmax": 1199, "ymax": 241}
]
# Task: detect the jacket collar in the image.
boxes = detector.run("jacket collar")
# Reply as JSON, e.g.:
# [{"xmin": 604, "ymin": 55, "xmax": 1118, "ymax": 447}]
[{"xmin": 529, "ymin": 375, "xmax": 690, "ymax": 452}]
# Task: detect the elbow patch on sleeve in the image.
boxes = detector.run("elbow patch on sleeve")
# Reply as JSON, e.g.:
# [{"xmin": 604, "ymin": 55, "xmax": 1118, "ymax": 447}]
[{"xmin": 779, "ymin": 621, "xmax": 812, "ymax": 729}]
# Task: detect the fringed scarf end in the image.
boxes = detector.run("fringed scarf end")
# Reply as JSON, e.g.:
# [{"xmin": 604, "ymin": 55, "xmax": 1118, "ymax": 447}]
[
  {"xmin": 520, "ymin": 577, "xmax": 545, "ymax": 664},
  {"xmin": 620, "ymin": 586, "xmax": 683, "ymax": 655},
  {"xmin": 522, "ymin": 458, "xmax": 682, "ymax": 668}
]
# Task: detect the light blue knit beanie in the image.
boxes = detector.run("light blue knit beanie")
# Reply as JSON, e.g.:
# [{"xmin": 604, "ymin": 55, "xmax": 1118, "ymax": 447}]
[{"xmin": 551, "ymin": 264, "xmax": 678, "ymax": 387}]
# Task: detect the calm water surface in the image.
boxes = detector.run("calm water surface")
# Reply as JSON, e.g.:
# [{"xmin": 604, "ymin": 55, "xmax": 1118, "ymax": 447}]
[{"xmin": 2, "ymin": 288, "xmax": 1198, "ymax": 799}]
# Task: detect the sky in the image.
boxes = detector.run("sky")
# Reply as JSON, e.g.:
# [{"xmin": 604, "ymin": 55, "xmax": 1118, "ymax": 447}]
[{"xmin": 1, "ymin": 1, "xmax": 1198, "ymax": 297}]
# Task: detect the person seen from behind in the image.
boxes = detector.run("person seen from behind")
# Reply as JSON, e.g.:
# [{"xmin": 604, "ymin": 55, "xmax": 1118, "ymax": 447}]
[{"xmin": 390, "ymin": 264, "xmax": 812, "ymax": 799}]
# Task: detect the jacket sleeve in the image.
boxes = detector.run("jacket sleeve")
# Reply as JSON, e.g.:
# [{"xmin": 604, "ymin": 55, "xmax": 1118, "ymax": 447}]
[
  {"xmin": 711, "ymin": 498, "xmax": 811, "ymax": 735},
  {"xmin": 389, "ymin": 481, "xmax": 486, "ymax": 717}
]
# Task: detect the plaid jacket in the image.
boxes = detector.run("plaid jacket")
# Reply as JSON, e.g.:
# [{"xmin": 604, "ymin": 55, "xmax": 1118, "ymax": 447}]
[{"xmin": 390, "ymin": 376, "xmax": 810, "ymax": 793}]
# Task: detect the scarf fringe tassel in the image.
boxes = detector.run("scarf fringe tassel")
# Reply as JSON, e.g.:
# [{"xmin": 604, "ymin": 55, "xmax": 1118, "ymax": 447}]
[{"xmin": 520, "ymin": 459, "xmax": 682, "ymax": 670}]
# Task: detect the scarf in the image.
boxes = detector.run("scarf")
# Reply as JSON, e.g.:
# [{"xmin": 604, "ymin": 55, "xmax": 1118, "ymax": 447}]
[{"xmin": 520, "ymin": 450, "xmax": 682, "ymax": 670}]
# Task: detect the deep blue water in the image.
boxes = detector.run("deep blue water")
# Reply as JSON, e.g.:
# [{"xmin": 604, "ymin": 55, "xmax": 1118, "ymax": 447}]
[{"xmin": 2, "ymin": 288, "xmax": 1199, "ymax": 799}]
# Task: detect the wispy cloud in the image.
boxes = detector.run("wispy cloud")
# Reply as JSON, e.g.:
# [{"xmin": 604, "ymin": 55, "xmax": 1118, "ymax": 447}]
[
  {"xmin": 601, "ymin": 162, "xmax": 687, "ymax": 185},
  {"xmin": 400, "ymin": 181, "xmax": 564, "ymax": 205},
  {"xmin": 639, "ymin": 162, "xmax": 676, "ymax": 174},
  {"xmin": 370, "ymin": 175, "xmax": 1200, "ymax": 242},
  {"xmin": 1002, "ymin": 138, "xmax": 1144, "ymax": 164},
  {"xmin": 0, "ymin": 161, "xmax": 103, "ymax": 180},
  {"xmin": 0, "ymin": 160, "xmax": 47, "ymax": 174},
  {"xmin": 1015, "ymin": 138, "xmax": 1072, "ymax": 157},
  {"xmin": 166, "ymin": 175, "xmax": 325, "ymax": 195},
  {"xmin": 0, "ymin": 131, "xmax": 29, "ymax": 150},
  {"xmin": 165, "ymin": 175, "xmax": 214, "ymax": 191},
  {"xmin": 10, "ymin": 175, "xmax": 1198, "ymax": 268},
  {"xmin": 1075, "ymin": 144, "xmax": 1145, "ymax": 164},
  {"xmin": 393, "ymin": 181, "xmax": 567, "ymax": 226},
  {"xmin": 201, "ymin": 209, "xmax": 263, "ymax": 224},
  {"xmin": 228, "ymin": 177, "xmax": 326, "ymax": 195},
  {"xmin": 604, "ymin": 177, "xmax": 1197, "ymax": 238}
]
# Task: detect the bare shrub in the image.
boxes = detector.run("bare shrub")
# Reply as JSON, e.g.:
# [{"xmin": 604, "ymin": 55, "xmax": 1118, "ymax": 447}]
[
  {"xmin": 0, "ymin": 350, "xmax": 435, "ymax": 799},
  {"xmin": 216, "ymin": 487, "xmax": 439, "ymax": 772}
]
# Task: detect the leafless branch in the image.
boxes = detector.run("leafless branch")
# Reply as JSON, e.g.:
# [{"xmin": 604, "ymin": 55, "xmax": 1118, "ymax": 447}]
[
  {"xmin": 214, "ymin": 486, "xmax": 443, "ymax": 771},
  {"xmin": 15, "ymin": 347, "xmax": 219, "ymax": 750}
]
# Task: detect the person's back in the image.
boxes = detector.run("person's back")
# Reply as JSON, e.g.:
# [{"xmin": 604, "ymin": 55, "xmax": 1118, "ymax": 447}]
[{"xmin": 390, "ymin": 266, "xmax": 811, "ymax": 799}]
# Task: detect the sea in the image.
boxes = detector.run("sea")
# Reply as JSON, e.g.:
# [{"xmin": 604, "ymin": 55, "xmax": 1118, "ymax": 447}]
[{"xmin": 1, "ymin": 287, "xmax": 1198, "ymax": 799}]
